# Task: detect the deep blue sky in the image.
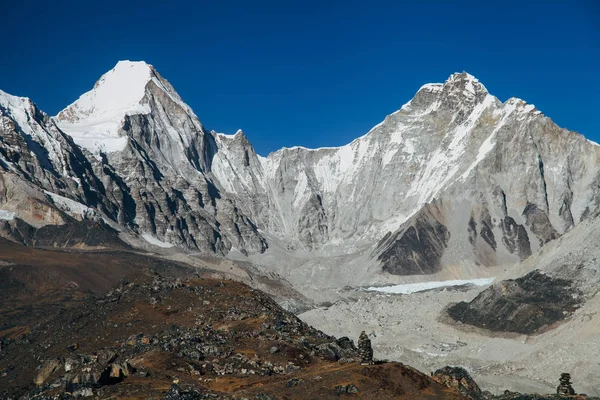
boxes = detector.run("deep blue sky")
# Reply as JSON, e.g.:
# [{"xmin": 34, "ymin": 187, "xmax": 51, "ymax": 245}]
[{"xmin": 2, "ymin": 1, "xmax": 599, "ymax": 154}]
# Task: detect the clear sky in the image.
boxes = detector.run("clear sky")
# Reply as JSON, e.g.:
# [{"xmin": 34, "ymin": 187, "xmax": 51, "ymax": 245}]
[{"xmin": 2, "ymin": 0, "xmax": 598, "ymax": 155}]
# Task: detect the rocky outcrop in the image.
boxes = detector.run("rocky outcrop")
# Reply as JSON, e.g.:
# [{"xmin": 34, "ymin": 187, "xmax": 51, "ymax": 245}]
[
  {"xmin": 377, "ymin": 201, "xmax": 450, "ymax": 275},
  {"xmin": 447, "ymin": 270, "xmax": 583, "ymax": 334},
  {"xmin": 432, "ymin": 366, "xmax": 484, "ymax": 400},
  {"xmin": 0, "ymin": 217, "xmax": 127, "ymax": 248},
  {"xmin": 33, "ymin": 359, "xmax": 60, "ymax": 386},
  {"xmin": 0, "ymin": 273, "xmax": 465, "ymax": 400}
]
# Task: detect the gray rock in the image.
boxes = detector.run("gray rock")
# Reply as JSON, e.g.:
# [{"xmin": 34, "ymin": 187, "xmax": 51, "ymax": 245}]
[{"xmin": 2, "ymin": 67, "xmax": 599, "ymax": 286}]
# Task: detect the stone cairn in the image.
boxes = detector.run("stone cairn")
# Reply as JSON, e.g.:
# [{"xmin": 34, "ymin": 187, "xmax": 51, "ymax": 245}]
[
  {"xmin": 358, "ymin": 331, "xmax": 373, "ymax": 365},
  {"xmin": 556, "ymin": 373, "xmax": 575, "ymax": 395}
]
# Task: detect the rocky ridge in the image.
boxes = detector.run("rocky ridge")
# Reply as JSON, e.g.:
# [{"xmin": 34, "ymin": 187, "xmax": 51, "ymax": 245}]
[{"xmin": 0, "ymin": 271, "xmax": 466, "ymax": 399}]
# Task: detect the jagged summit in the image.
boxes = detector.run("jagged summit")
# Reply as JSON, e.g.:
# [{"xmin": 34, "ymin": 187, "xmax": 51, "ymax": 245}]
[
  {"xmin": 56, "ymin": 61, "xmax": 155, "ymax": 123},
  {"xmin": 447, "ymin": 71, "xmax": 479, "ymax": 83},
  {"xmin": 445, "ymin": 71, "xmax": 488, "ymax": 98},
  {"xmin": 416, "ymin": 72, "xmax": 488, "ymax": 96},
  {"xmin": 52, "ymin": 61, "xmax": 158, "ymax": 154},
  {"xmin": 1, "ymin": 63, "xmax": 599, "ymax": 283},
  {"xmin": 0, "ymin": 88, "xmax": 31, "ymax": 108},
  {"xmin": 53, "ymin": 60, "xmax": 198, "ymax": 154}
]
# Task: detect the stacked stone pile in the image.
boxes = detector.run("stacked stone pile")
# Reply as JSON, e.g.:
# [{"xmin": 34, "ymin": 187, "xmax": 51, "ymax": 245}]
[
  {"xmin": 557, "ymin": 373, "xmax": 575, "ymax": 395},
  {"xmin": 358, "ymin": 331, "xmax": 373, "ymax": 365}
]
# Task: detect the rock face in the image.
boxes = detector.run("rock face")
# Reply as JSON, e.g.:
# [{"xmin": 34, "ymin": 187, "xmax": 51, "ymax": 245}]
[
  {"xmin": 211, "ymin": 73, "xmax": 600, "ymax": 282},
  {"xmin": 432, "ymin": 366, "xmax": 484, "ymax": 400},
  {"xmin": 447, "ymin": 270, "xmax": 583, "ymax": 334},
  {"xmin": 0, "ymin": 63, "xmax": 267, "ymax": 255},
  {"xmin": 1, "ymin": 63, "xmax": 599, "ymax": 282}
]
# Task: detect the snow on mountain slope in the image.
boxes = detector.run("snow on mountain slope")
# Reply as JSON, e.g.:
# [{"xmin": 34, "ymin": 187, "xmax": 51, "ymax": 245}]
[
  {"xmin": 209, "ymin": 71, "xmax": 600, "ymax": 285},
  {"xmin": 59, "ymin": 61, "xmax": 153, "ymax": 119},
  {"xmin": 55, "ymin": 60, "xmax": 200, "ymax": 155},
  {"xmin": 1, "ymin": 62, "xmax": 268, "ymax": 255},
  {"xmin": 1, "ymin": 89, "xmax": 73, "ymax": 174},
  {"xmin": 2, "ymin": 63, "xmax": 600, "ymax": 288},
  {"xmin": 55, "ymin": 61, "xmax": 153, "ymax": 153}
]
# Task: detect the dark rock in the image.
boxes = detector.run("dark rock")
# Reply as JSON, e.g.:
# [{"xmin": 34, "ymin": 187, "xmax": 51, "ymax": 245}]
[
  {"xmin": 286, "ymin": 378, "xmax": 302, "ymax": 387},
  {"xmin": 334, "ymin": 384, "xmax": 359, "ymax": 394},
  {"xmin": 336, "ymin": 337, "xmax": 355, "ymax": 350},
  {"xmin": 255, "ymin": 394, "xmax": 274, "ymax": 400},
  {"xmin": 523, "ymin": 203, "xmax": 559, "ymax": 246},
  {"xmin": 34, "ymin": 359, "xmax": 61, "ymax": 386},
  {"xmin": 501, "ymin": 216, "xmax": 531, "ymax": 260},
  {"xmin": 163, "ymin": 382, "xmax": 204, "ymax": 400},
  {"xmin": 95, "ymin": 349, "xmax": 118, "ymax": 366},
  {"xmin": 447, "ymin": 270, "xmax": 582, "ymax": 334},
  {"xmin": 97, "ymin": 362, "xmax": 135, "ymax": 386},
  {"xmin": 431, "ymin": 366, "xmax": 483, "ymax": 399},
  {"xmin": 378, "ymin": 202, "xmax": 450, "ymax": 275},
  {"xmin": 556, "ymin": 372, "xmax": 575, "ymax": 395},
  {"xmin": 315, "ymin": 343, "xmax": 339, "ymax": 361}
]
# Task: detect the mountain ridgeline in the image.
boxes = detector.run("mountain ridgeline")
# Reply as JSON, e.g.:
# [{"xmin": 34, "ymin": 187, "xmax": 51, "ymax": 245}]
[{"xmin": 1, "ymin": 61, "xmax": 599, "ymax": 277}]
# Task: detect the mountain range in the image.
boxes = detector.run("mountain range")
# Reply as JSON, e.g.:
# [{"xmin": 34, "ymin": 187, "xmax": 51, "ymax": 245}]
[
  {"xmin": 2, "ymin": 60, "xmax": 600, "ymax": 396},
  {"xmin": 1, "ymin": 60, "xmax": 598, "ymax": 288}
]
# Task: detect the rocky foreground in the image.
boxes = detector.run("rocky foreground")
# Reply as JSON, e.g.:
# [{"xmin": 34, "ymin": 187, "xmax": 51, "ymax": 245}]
[
  {"xmin": 0, "ymin": 242, "xmax": 465, "ymax": 399},
  {"xmin": 0, "ymin": 241, "xmax": 597, "ymax": 399}
]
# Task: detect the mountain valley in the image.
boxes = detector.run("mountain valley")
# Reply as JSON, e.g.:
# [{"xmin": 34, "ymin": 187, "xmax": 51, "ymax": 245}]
[{"xmin": 1, "ymin": 60, "xmax": 599, "ymax": 397}]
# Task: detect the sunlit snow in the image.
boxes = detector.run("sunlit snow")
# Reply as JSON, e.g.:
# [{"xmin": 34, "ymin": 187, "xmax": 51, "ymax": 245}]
[
  {"xmin": 0, "ymin": 210, "xmax": 16, "ymax": 221},
  {"xmin": 367, "ymin": 277, "xmax": 495, "ymax": 294},
  {"xmin": 44, "ymin": 190, "xmax": 92, "ymax": 216},
  {"xmin": 55, "ymin": 61, "xmax": 154, "ymax": 154}
]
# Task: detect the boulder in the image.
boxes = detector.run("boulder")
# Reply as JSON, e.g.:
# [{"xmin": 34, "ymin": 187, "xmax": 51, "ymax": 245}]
[{"xmin": 431, "ymin": 366, "xmax": 483, "ymax": 400}]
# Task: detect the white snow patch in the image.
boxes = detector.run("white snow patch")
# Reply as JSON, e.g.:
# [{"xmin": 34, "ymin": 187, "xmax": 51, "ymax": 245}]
[
  {"xmin": 522, "ymin": 104, "xmax": 536, "ymax": 113},
  {"xmin": 464, "ymin": 79, "xmax": 475, "ymax": 95},
  {"xmin": 216, "ymin": 130, "xmax": 243, "ymax": 140},
  {"xmin": 293, "ymin": 172, "xmax": 310, "ymax": 207},
  {"xmin": 460, "ymin": 99, "xmax": 518, "ymax": 180},
  {"xmin": 0, "ymin": 210, "xmax": 16, "ymax": 221},
  {"xmin": 44, "ymin": 190, "xmax": 92, "ymax": 216},
  {"xmin": 54, "ymin": 61, "xmax": 160, "ymax": 154},
  {"xmin": 141, "ymin": 233, "xmax": 173, "ymax": 248},
  {"xmin": 419, "ymin": 83, "xmax": 443, "ymax": 92},
  {"xmin": 588, "ymin": 139, "xmax": 600, "ymax": 147},
  {"xmin": 58, "ymin": 61, "xmax": 152, "ymax": 122},
  {"xmin": 382, "ymin": 147, "xmax": 398, "ymax": 166},
  {"xmin": 367, "ymin": 277, "xmax": 495, "ymax": 294},
  {"xmin": 407, "ymin": 94, "xmax": 495, "ymax": 204},
  {"xmin": 59, "ymin": 121, "xmax": 130, "ymax": 154}
]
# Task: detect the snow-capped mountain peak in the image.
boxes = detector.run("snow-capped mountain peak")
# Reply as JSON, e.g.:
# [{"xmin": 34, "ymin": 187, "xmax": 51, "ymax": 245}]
[
  {"xmin": 53, "ymin": 61, "xmax": 159, "ymax": 154},
  {"xmin": 0, "ymin": 89, "xmax": 31, "ymax": 109},
  {"xmin": 57, "ymin": 61, "xmax": 154, "ymax": 123},
  {"xmin": 443, "ymin": 71, "xmax": 489, "ymax": 101},
  {"xmin": 2, "ymin": 64, "xmax": 599, "ymax": 288},
  {"xmin": 53, "ymin": 60, "xmax": 199, "ymax": 155}
]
